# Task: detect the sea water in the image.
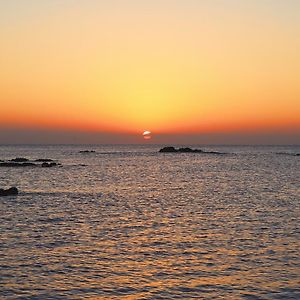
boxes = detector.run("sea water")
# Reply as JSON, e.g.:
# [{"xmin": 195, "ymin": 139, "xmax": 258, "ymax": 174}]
[{"xmin": 0, "ymin": 145, "xmax": 299, "ymax": 299}]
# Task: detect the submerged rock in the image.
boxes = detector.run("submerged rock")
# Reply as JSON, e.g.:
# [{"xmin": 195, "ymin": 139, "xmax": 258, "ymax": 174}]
[
  {"xmin": 159, "ymin": 146, "xmax": 225, "ymax": 155},
  {"xmin": 0, "ymin": 187, "xmax": 18, "ymax": 197}
]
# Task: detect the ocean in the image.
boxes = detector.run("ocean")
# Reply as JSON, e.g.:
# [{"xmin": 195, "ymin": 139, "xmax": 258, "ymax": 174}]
[{"xmin": 0, "ymin": 144, "xmax": 299, "ymax": 299}]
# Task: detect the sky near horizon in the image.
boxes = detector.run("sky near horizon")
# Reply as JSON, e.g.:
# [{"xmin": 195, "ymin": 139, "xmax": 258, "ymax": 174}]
[{"xmin": 0, "ymin": 0, "xmax": 299, "ymax": 144}]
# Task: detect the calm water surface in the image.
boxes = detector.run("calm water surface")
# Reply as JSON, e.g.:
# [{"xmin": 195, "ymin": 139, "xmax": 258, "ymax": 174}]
[{"xmin": 0, "ymin": 145, "xmax": 299, "ymax": 299}]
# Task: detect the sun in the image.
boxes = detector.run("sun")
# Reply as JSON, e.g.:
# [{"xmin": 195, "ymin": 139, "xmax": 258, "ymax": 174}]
[{"xmin": 143, "ymin": 130, "xmax": 152, "ymax": 140}]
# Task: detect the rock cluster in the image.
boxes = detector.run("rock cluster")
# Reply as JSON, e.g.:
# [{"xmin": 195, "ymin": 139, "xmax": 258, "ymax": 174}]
[
  {"xmin": 0, "ymin": 157, "xmax": 60, "ymax": 168},
  {"xmin": 159, "ymin": 147, "xmax": 225, "ymax": 155}
]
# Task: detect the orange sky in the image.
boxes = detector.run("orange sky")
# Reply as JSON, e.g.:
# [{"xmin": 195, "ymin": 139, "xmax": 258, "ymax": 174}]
[{"xmin": 0, "ymin": 0, "xmax": 299, "ymax": 143}]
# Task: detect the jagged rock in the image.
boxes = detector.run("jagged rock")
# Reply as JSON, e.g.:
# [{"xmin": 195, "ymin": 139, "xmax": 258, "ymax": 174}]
[{"xmin": 0, "ymin": 187, "xmax": 18, "ymax": 197}]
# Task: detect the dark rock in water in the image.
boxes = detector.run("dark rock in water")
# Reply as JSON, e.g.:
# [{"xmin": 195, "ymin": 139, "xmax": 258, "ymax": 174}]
[
  {"xmin": 0, "ymin": 162, "xmax": 37, "ymax": 167},
  {"xmin": 79, "ymin": 150, "xmax": 96, "ymax": 153},
  {"xmin": 0, "ymin": 158, "xmax": 61, "ymax": 167},
  {"xmin": 21, "ymin": 162, "xmax": 37, "ymax": 166},
  {"xmin": 41, "ymin": 162, "xmax": 57, "ymax": 168},
  {"xmin": 159, "ymin": 147, "xmax": 177, "ymax": 153},
  {"xmin": 35, "ymin": 158, "xmax": 54, "ymax": 162},
  {"xmin": 276, "ymin": 152, "xmax": 300, "ymax": 157},
  {"xmin": 10, "ymin": 157, "xmax": 29, "ymax": 162},
  {"xmin": 159, "ymin": 146, "xmax": 225, "ymax": 155},
  {"xmin": 178, "ymin": 147, "xmax": 202, "ymax": 153},
  {"xmin": 0, "ymin": 187, "xmax": 18, "ymax": 197}
]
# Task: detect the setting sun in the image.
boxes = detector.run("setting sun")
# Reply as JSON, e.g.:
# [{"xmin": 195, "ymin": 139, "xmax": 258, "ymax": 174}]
[
  {"xmin": 0, "ymin": 0, "xmax": 299, "ymax": 144},
  {"xmin": 143, "ymin": 131, "xmax": 152, "ymax": 140}
]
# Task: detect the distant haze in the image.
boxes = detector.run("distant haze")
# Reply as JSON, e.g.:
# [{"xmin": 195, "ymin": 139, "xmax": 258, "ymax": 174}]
[
  {"xmin": 0, "ymin": 127, "xmax": 299, "ymax": 145},
  {"xmin": 0, "ymin": 0, "xmax": 299, "ymax": 143}
]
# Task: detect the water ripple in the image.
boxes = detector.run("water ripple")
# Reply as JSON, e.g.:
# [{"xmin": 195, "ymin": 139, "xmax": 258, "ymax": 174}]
[{"xmin": 0, "ymin": 145, "xmax": 299, "ymax": 299}]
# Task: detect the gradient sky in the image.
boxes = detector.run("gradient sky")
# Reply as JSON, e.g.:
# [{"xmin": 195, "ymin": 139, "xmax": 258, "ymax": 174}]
[{"xmin": 0, "ymin": 0, "xmax": 299, "ymax": 144}]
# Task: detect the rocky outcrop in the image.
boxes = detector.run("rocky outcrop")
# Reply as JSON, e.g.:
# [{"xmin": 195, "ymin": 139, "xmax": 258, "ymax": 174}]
[
  {"xmin": 0, "ymin": 187, "xmax": 18, "ymax": 197},
  {"xmin": 0, "ymin": 158, "xmax": 61, "ymax": 167},
  {"xmin": 159, "ymin": 147, "xmax": 225, "ymax": 155},
  {"xmin": 159, "ymin": 146, "xmax": 178, "ymax": 153}
]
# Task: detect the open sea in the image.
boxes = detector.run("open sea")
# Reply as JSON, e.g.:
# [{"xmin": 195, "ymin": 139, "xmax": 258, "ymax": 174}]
[{"xmin": 0, "ymin": 144, "xmax": 299, "ymax": 300}]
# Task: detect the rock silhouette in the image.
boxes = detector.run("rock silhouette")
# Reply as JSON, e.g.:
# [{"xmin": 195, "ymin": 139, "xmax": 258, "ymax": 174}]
[
  {"xmin": 277, "ymin": 152, "xmax": 300, "ymax": 157},
  {"xmin": 10, "ymin": 158, "xmax": 29, "ymax": 162},
  {"xmin": 0, "ymin": 157, "xmax": 61, "ymax": 167},
  {"xmin": 41, "ymin": 162, "xmax": 57, "ymax": 168},
  {"xmin": 0, "ymin": 162, "xmax": 36, "ymax": 167},
  {"xmin": 159, "ymin": 147, "xmax": 225, "ymax": 155},
  {"xmin": 35, "ymin": 159, "xmax": 54, "ymax": 162},
  {"xmin": 0, "ymin": 187, "xmax": 18, "ymax": 197},
  {"xmin": 159, "ymin": 146, "xmax": 177, "ymax": 153}
]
